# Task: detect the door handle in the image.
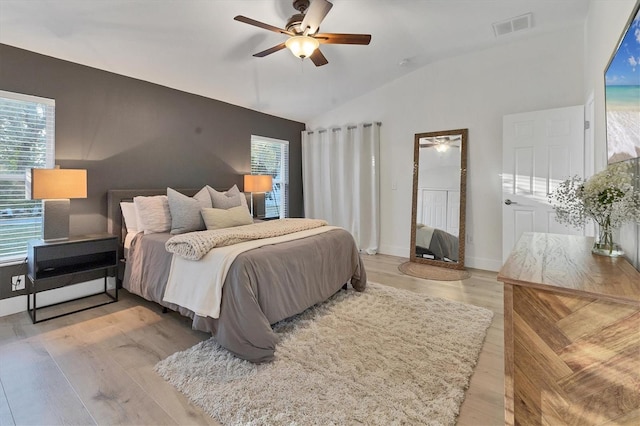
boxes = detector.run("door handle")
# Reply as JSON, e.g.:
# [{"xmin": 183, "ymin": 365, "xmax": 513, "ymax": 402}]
[{"xmin": 504, "ymin": 199, "xmax": 518, "ymax": 205}]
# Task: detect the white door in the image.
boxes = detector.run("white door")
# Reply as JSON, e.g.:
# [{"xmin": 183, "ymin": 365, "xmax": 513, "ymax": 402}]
[
  {"xmin": 446, "ymin": 190, "xmax": 460, "ymax": 237},
  {"xmin": 420, "ymin": 189, "xmax": 447, "ymax": 229},
  {"xmin": 502, "ymin": 105, "xmax": 585, "ymax": 262}
]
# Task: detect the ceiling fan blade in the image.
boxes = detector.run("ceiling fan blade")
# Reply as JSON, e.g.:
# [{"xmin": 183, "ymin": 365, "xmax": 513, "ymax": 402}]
[
  {"xmin": 314, "ymin": 33, "xmax": 371, "ymax": 45},
  {"xmin": 309, "ymin": 48, "xmax": 328, "ymax": 67},
  {"xmin": 301, "ymin": 0, "xmax": 333, "ymax": 35},
  {"xmin": 234, "ymin": 15, "xmax": 294, "ymax": 36},
  {"xmin": 253, "ymin": 43, "xmax": 287, "ymax": 57}
]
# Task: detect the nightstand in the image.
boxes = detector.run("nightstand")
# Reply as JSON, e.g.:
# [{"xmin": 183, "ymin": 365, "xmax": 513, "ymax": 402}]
[{"xmin": 27, "ymin": 233, "xmax": 118, "ymax": 323}]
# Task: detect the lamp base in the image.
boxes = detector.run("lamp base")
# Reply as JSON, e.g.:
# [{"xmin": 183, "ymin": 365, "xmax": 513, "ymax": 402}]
[
  {"xmin": 252, "ymin": 193, "xmax": 266, "ymax": 218},
  {"xmin": 42, "ymin": 199, "xmax": 70, "ymax": 242}
]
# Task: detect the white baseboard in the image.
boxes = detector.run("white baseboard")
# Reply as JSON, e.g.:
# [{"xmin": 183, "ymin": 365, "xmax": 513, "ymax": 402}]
[
  {"xmin": 464, "ymin": 256, "xmax": 502, "ymax": 272},
  {"xmin": 378, "ymin": 244, "xmax": 501, "ymax": 272},
  {"xmin": 0, "ymin": 295, "xmax": 27, "ymax": 318},
  {"xmin": 378, "ymin": 244, "xmax": 408, "ymax": 258},
  {"xmin": 0, "ymin": 278, "xmax": 111, "ymax": 319}
]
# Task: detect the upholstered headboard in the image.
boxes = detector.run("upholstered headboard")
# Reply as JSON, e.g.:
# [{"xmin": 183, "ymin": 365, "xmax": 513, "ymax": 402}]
[
  {"xmin": 106, "ymin": 188, "xmax": 251, "ymax": 261},
  {"xmin": 107, "ymin": 189, "xmax": 199, "ymax": 261}
]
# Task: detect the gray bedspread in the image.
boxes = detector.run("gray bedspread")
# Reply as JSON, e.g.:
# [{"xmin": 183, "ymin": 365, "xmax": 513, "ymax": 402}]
[
  {"xmin": 429, "ymin": 228, "xmax": 459, "ymax": 261},
  {"xmin": 124, "ymin": 228, "xmax": 366, "ymax": 363},
  {"xmin": 416, "ymin": 226, "xmax": 459, "ymax": 261}
]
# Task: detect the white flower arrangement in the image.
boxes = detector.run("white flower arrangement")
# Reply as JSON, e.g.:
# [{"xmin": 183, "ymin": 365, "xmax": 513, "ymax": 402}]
[{"xmin": 548, "ymin": 162, "xmax": 640, "ymax": 231}]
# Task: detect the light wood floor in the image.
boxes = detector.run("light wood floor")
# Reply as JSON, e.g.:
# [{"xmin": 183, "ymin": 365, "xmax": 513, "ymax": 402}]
[{"xmin": 0, "ymin": 254, "xmax": 504, "ymax": 425}]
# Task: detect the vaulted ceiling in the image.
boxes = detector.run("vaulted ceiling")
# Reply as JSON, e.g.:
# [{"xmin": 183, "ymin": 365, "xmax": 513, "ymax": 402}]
[{"xmin": 0, "ymin": 0, "xmax": 590, "ymax": 122}]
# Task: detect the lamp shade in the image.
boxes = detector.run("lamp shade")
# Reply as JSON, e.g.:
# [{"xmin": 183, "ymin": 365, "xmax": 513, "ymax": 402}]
[
  {"xmin": 27, "ymin": 168, "xmax": 87, "ymax": 200},
  {"xmin": 244, "ymin": 175, "xmax": 273, "ymax": 193},
  {"xmin": 285, "ymin": 35, "xmax": 319, "ymax": 59}
]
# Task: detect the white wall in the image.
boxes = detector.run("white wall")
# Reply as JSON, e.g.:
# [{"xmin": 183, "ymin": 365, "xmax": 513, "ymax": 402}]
[
  {"xmin": 307, "ymin": 26, "xmax": 585, "ymax": 271},
  {"xmin": 585, "ymin": 0, "xmax": 640, "ymax": 269}
]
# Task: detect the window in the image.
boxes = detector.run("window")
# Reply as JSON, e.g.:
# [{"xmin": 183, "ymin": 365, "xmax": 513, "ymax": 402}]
[
  {"xmin": 251, "ymin": 135, "xmax": 289, "ymax": 219},
  {"xmin": 0, "ymin": 90, "xmax": 55, "ymax": 263}
]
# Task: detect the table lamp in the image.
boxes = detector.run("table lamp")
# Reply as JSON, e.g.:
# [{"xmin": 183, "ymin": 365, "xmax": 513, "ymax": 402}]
[
  {"xmin": 26, "ymin": 168, "xmax": 87, "ymax": 241},
  {"xmin": 244, "ymin": 174, "xmax": 273, "ymax": 217}
]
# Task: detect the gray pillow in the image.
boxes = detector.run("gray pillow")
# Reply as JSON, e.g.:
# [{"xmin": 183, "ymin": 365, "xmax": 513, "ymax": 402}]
[
  {"xmin": 207, "ymin": 185, "xmax": 242, "ymax": 209},
  {"xmin": 167, "ymin": 187, "xmax": 212, "ymax": 234},
  {"xmin": 228, "ymin": 184, "xmax": 250, "ymax": 208}
]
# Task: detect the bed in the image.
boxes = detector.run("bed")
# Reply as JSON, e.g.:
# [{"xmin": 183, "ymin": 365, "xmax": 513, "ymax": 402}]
[
  {"xmin": 107, "ymin": 188, "xmax": 366, "ymax": 363},
  {"xmin": 415, "ymin": 223, "xmax": 459, "ymax": 262}
]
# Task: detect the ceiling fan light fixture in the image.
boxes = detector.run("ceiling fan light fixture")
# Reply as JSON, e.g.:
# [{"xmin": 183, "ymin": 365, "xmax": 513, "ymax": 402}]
[
  {"xmin": 235, "ymin": 0, "xmax": 370, "ymax": 66},
  {"xmin": 285, "ymin": 35, "xmax": 319, "ymax": 59},
  {"xmin": 435, "ymin": 144, "xmax": 449, "ymax": 153}
]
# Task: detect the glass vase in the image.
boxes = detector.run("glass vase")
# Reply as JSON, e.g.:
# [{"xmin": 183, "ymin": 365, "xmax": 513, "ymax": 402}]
[{"xmin": 592, "ymin": 221, "xmax": 624, "ymax": 257}]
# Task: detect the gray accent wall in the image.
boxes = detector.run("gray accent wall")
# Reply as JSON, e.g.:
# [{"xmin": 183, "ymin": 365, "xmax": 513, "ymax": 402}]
[{"xmin": 0, "ymin": 43, "xmax": 306, "ymax": 300}]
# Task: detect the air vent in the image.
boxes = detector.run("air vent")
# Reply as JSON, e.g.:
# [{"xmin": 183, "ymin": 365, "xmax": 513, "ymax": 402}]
[{"xmin": 493, "ymin": 13, "xmax": 533, "ymax": 37}]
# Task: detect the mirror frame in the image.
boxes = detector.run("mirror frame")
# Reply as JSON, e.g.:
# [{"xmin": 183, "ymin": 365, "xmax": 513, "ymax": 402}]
[{"xmin": 410, "ymin": 128, "xmax": 468, "ymax": 270}]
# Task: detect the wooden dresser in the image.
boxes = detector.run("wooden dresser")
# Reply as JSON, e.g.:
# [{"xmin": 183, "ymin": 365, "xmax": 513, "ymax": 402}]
[{"xmin": 498, "ymin": 232, "xmax": 640, "ymax": 425}]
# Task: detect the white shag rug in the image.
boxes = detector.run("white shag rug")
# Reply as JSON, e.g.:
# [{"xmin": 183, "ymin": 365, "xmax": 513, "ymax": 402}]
[{"xmin": 155, "ymin": 282, "xmax": 494, "ymax": 426}]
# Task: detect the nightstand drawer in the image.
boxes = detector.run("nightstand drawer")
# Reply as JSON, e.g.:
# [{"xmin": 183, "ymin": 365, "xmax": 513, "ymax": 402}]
[
  {"xmin": 32, "ymin": 252, "xmax": 117, "ymax": 280},
  {"xmin": 32, "ymin": 238, "xmax": 117, "ymax": 262},
  {"xmin": 28, "ymin": 235, "xmax": 117, "ymax": 281}
]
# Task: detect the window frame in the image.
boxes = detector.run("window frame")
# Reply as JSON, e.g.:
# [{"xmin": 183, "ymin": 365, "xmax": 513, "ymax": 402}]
[
  {"xmin": 0, "ymin": 90, "xmax": 55, "ymax": 264},
  {"xmin": 250, "ymin": 135, "xmax": 289, "ymax": 219}
]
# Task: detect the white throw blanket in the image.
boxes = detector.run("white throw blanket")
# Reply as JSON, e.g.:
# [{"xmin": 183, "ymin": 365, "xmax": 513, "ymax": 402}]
[
  {"xmin": 165, "ymin": 218, "xmax": 328, "ymax": 260},
  {"xmin": 163, "ymin": 226, "xmax": 340, "ymax": 319}
]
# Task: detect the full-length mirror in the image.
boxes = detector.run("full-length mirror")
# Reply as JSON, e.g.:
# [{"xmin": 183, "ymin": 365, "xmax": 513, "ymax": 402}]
[{"xmin": 410, "ymin": 129, "xmax": 467, "ymax": 269}]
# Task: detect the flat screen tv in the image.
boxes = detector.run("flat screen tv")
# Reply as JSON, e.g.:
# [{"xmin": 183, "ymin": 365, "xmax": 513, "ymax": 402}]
[{"xmin": 605, "ymin": 1, "xmax": 640, "ymax": 164}]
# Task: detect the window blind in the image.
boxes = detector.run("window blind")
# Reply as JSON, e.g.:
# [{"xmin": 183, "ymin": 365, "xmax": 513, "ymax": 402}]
[
  {"xmin": 0, "ymin": 90, "xmax": 55, "ymax": 263},
  {"xmin": 250, "ymin": 136, "xmax": 289, "ymax": 219}
]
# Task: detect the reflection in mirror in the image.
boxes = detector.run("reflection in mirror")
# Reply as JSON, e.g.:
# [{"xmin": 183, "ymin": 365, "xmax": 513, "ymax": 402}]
[{"xmin": 410, "ymin": 129, "xmax": 467, "ymax": 270}]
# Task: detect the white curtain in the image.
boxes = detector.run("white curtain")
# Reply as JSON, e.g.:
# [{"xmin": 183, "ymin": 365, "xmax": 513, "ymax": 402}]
[{"xmin": 302, "ymin": 122, "xmax": 380, "ymax": 254}]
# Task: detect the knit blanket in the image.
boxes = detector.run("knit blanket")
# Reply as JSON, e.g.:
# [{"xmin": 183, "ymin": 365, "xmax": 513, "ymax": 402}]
[{"xmin": 165, "ymin": 218, "xmax": 328, "ymax": 260}]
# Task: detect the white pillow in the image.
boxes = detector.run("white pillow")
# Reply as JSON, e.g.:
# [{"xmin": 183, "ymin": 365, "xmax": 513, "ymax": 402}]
[
  {"xmin": 120, "ymin": 202, "xmax": 139, "ymax": 234},
  {"xmin": 201, "ymin": 205, "xmax": 253, "ymax": 230},
  {"xmin": 133, "ymin": 195, "xmax": 172, "ymax": 234}
]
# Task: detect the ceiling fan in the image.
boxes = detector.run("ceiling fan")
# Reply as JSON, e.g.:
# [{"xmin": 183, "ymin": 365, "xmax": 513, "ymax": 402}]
[
  {"xmin": 420, "ymin": 135, "xmax": 462, "ymax": 152},
  {"xmin": 234, "ymin": 0, "xmax": 371, "ymax": 66}
]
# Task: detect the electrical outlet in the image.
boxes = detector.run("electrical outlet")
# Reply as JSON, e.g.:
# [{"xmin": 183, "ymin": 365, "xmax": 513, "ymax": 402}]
[{"xmin": 11, "ymin": 274, "xmax": 25, "ymax": 291}]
